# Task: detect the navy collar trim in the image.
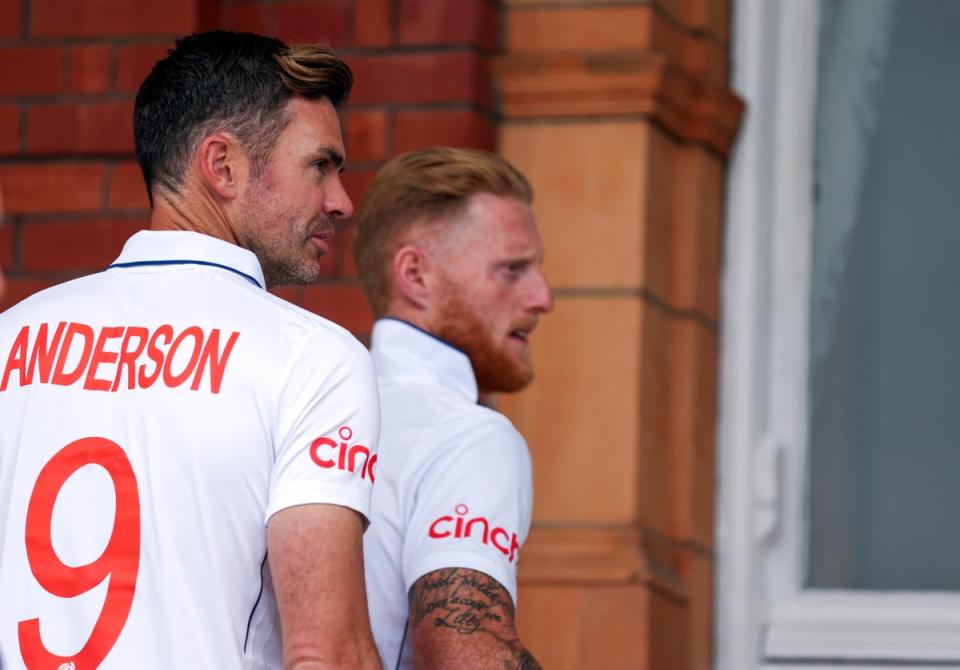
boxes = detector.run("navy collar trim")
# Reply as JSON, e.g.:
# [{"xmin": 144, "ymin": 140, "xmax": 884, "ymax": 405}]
[
  {"xmin": 106, "ymin": 259, "xmax": 263, "ymax": 289},
  {"xmin": 378, "ymin": 316, "xmax": 469, "ymax": 358}
]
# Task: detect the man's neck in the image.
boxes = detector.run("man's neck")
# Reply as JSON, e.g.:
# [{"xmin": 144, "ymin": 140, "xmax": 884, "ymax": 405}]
[
  {"xmin": 149, "ymin": 186, "xmax": 240, "ymax": 246},
  {"xmin": 382, "ymin": 306, "xmax": 431, "ymax": 334}
]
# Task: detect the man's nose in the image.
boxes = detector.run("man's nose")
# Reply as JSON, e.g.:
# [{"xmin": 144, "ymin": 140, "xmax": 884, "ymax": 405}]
[
  {"xmin": 325, "ymin": 174, "xmax": 355, "ymax": 220},
  {"xmin": 528, "ymin": 269, "xmax": 553, "ymax": 314}
]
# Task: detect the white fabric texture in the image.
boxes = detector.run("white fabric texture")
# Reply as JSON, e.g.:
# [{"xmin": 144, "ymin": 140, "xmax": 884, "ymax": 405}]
[
  {"xmin": 0, "ymin": 230, "xmax": 379, "ymax": 669},
  {"xmin": 363, "ymin": 318, "xmax": 533, "ymax": 670}
]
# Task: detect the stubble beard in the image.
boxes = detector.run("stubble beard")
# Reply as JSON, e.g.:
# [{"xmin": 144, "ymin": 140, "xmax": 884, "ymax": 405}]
[
  {"xmin": 432, "ymin": 285, "xmax": 534, "ymax": 394},
  {"xmin": 242, "ymin": 187, "xmax": 332, "ymax": 287},
  {"xmin": 248, "ymin": 225, "xmax": 327, "ymax": 288}
]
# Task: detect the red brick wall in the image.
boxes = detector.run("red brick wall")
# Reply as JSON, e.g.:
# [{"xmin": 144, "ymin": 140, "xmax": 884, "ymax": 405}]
[{"xmin": 0, "ymin": 0, "xmax": 498, "ymax": 341}]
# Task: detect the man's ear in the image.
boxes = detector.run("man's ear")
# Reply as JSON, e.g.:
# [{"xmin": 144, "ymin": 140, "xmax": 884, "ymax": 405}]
[
  {"xmin": 392, "ymin": 244, "xmax": 432, "ymax": 309},
  {"xmin": 197, "ymin": 133, "xmax": 249, "ymax": 200}
]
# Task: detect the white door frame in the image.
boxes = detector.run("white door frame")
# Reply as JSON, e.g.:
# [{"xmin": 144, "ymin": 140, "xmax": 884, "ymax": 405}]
[{"xmin": 715, "ymin": 1, "xmax": 960, "ymax": 668}]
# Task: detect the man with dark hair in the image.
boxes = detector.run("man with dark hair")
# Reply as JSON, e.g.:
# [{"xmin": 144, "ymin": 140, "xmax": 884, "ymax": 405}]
[
  {"xmin": 354, "ymin": 147, "xmax": 552, "ymax": 669},
  {"xmin": 0, "ymin": 31, "xmax": 380, "ymax": 668}
]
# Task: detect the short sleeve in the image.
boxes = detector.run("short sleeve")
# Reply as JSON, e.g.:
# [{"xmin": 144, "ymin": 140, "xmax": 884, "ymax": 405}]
[
  {"xmin": 266, "ymin": 327, "xmax": 380, "ymax": 524},
  {"xmin": 402, "ymin": 419, "xmax": 533, "ymax": 605}
]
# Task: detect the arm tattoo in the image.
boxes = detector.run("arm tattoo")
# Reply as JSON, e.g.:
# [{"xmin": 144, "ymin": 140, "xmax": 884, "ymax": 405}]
[
  {"xmin": 409, "ymin": 568, "xmax": 543, "ymax": 669},
  {"xmin": 410, "ymin": 567, "xmax": 513, "ymax": 634}
]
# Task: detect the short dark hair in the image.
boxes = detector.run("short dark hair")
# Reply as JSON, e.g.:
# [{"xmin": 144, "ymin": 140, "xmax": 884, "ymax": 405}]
[
  {"xmin": 134, "ymin": 30, "xmax": 352, "ymax": 205},
  {"xmin": 353, "ymin": 147, "xmax": 533, "ymax": 316}
]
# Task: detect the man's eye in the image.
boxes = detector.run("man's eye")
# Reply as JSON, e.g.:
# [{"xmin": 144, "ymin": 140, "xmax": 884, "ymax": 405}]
[
  {"xmin": 314, "ymin": 160, "xmax": 330, "ymax": 174},
  {"xmin": 500, "ymin": 263, "xmax": 525, "ymax": 281}
]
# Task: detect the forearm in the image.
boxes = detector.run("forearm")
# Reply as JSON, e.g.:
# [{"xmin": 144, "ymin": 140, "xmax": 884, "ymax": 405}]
[
  {"xmin": 415, "ymin": 642, "xmax": 542, "ymax": 670},
  {"xmin": 285, "ymin": 641, "xmax": 380, "ymax": 670},
  {"xmin": 269, "ymin": 505, "xmax": 380, "ymax": 670},
  {"xmin": 410, "ymin": 567, "xmax": 542, "ymax": 670}
]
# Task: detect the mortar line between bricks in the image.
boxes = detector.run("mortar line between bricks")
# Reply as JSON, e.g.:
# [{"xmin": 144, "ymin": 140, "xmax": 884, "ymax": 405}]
[
  {"xmin": 0, "ymin": 155, "xmax": 135, "ymax": 164},
  {"xmin": 389, "ymin": 0, "xmax": 400, "ymax": 46},
  {"xmin": 108, "ymin": 42, "xmax": 119, "ymax": 91},
  {"xmin": 15, "ymin": 212, "xmax": 149, "ymax": 224},
  {"xmin": 11, "ymin": 215, "xmax": 23, "ymax": 273},
  {"xmin": 16, "ymin": 103, "xmax": 26, "ymax": 154},
  {"xmin": 0, "ymin": 94, "xmax": 137, "ymax": 105},
  {"xmin": 341, "ymin": 43, "xmax": 490, "ymax": 57},
  {"xmin": 19, "ymin": 0, "xmax": 30, "ymax": 40},
  {"xmin": 344, "ymin": 0, "xmax": 356, "ymax": 53},
  {"xmin": 61, "ymin": 42, "xmax": 72, "ymax": 93},
  {"xmin": 504, "ymin": 0, "xmax": 729, "ymax": 47},
  {"xmin": 0, "ymin": 36, "xmax": 182, "ymax": 48},
  {"xmin": 501, "ymin": 115, "xmax": 735, "ymax": 160},
  {"xmin": 100, "ymin": 161, "xmax": 115, "ymax": 211},
  {"xmin": 551, "ymin": 287, "xmax": 718, "ymax": 330}
]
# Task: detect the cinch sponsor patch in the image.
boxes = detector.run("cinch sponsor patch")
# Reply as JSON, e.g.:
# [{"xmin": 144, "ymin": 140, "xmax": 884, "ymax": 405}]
[
  {"xmin": 427, "ymin": 504, "xmax": 521, "ymax": 563},
  {"xmin": 310, "ymin": 425, "xmax": 377, "ymax": 482}
]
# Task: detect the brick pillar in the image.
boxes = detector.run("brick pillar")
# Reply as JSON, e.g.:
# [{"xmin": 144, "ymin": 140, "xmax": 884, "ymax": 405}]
[
  {"xmin": 494, "ymin": 2, "xmax": 742, "ymax": 668},
  {"xmin": 0, "ymin": 0, "xmax": 498, "ymax": 343}
]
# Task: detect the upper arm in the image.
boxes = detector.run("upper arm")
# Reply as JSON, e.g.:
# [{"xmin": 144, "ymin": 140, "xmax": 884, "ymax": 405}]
[
  {"xmin": 269, "ymin": 331, "xmax": 380, "ymax": 524},
  {"xmin": 268, "ymin": 503, "xmax": 379, "ymax": 669},
  {"xmin": 402, "ymin": 420, "xmax": 532, "ymax": 602},
  {"xmin": 408, "ymin": 567, "xmax": 542, "ymax": 669},
  {"xmin": 266, "ymin": 329, "xmax": 381, "ymax": 668}
]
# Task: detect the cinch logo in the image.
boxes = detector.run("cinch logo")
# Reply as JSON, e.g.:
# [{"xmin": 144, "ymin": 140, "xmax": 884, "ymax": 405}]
[
  {"xmin": 310, "ymin": 426, "xmax": 376, "ymax": 482},
  {"xmin": 428, "ymin": 504, "xmax": 520, "ymax": 563}
]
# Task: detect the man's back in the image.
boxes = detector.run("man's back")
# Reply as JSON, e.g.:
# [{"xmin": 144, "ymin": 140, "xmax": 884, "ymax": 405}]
[{"xmin": 0, "ymin": 231, "xmax": 378, "ymax": 669}]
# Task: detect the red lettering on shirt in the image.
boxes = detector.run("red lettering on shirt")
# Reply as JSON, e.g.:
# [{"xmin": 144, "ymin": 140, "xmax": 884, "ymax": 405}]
[
  {"xmin": 0, "ymin": 322, "xmax": 240, "ymax": 394},
  {"xmin": 427, "ymin": 504, "xmax": 521, "ymax": 563},
  {"xmin": 84, "ymin": 326, "xmax": 124, "ymax": 391},
  {"xmin": 139, "ymin": 325, "xmax": 172, "ymax": 389},
  {"xmin": 162, "ymin": 326, "xmax": 203, "ymax": 387},
  {"xmin": 29, "ymin": 322, "xmax": 66, "ymax": 385},
  {"xmin": 113, "ymin": 327, "xmax": 149, "ymax": 391},
  {"xmin": 192, "ymin": 329, "xmax": 240, "ymax": 393},
  {"xmin": 0, "ymin": 326, "xmax": 30, "ymax": 391},
  {"xmin": 51, "ymin": 323, "xmax": 95, "ymax": 386},
  {"xmin": 310, "ymin": 425, "xmax": 377, "ymax": 482}
]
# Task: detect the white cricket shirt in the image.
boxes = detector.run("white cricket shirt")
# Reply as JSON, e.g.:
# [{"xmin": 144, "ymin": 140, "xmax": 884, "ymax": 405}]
[
  {"xmin": 363, "ymin": 318, "xmax": 533, "ymax": 670},
  {"xmin": 0, "ymin": 230, "xmax": 380, "ymax": 669}
]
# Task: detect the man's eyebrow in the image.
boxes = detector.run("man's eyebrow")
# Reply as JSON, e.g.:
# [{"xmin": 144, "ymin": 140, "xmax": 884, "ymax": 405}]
[{"xmin": 316, "ymin": 146, "xmax": 346, "ymax": 171}]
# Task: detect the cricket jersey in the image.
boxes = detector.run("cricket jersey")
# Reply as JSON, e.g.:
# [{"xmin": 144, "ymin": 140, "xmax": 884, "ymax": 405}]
[
  {"xmin": 362, "ymin": 318, "xmax": 532, "ymax": 670},
  {"xmin": 0, "ymin": 230, "xmax": 379, "ymax": 669}
]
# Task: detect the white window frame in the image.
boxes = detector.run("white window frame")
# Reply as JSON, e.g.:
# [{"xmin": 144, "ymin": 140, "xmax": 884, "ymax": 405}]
[{"xmin": 716, "ymin": 1, "xmax": 960, "ymax": 668}]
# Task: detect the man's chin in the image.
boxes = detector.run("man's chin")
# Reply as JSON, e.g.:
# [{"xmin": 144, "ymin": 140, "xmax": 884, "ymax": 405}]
[
  {"xmin": 476, "ymin": 362, "xmax": 533, "ymax": 395},
  {"xmin": 262, "ymin": 258, "xmax": 325, "ymax": 287}
]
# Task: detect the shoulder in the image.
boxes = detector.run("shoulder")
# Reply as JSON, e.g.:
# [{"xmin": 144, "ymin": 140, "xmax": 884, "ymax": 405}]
[
  {"xmin": 415, "ymin": 406, "xmax": 531, "ymax": 486},
  {"xmin": 255, "ymin": 290, "xmax": 354, "ymax": 338},
  {"xmin": 245, "ymin": 290, "xmax": 371, "ymax": 363},
  {"xmin": 0, "ymin": 274, "xmax": 106, "ymax": 331},
  {"xmin": 2, "ymin": 273, "xmax": 101, "ymax": 312},
  {"xmin": 452, "ymin": 405, "xmax": 527, "ymax": 457}
]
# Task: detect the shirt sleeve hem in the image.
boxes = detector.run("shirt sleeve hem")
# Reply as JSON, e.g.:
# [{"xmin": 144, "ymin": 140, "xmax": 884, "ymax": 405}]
[{"xmin": 265, "ymin": 483, "xmax": 372, "ymax": 526}]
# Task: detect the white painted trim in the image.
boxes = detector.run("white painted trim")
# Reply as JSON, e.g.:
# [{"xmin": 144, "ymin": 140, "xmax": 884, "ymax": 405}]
[
  {"xmin": 717, "ymin": 0, "xmax": 960, "ymax": 668},
  {"xmin": 716, "ymin": 0, "xmax": 819, "ymax": 666},
  {"xmin": 765, "ymin": 592, "xmax": 960, "ymax": 662},
  {"xmin": 762, "ymin": 665, "xmax": 960, "ymax": 670}
]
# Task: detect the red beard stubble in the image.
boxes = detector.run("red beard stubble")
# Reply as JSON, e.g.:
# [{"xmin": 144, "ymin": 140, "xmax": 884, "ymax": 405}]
[{"xmin": 432, "ymin": 284, "xmax": 534, "ymax": 394}]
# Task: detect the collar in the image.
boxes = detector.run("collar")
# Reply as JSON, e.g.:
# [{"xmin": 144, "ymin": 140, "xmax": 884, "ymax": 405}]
[
  {"xmin": 371, "ymin": 318, "xmax": 478, "ymax": 403},
  {"xmin": 108, "ymin": 230, "xmax": 266, "ymax": 290}
]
